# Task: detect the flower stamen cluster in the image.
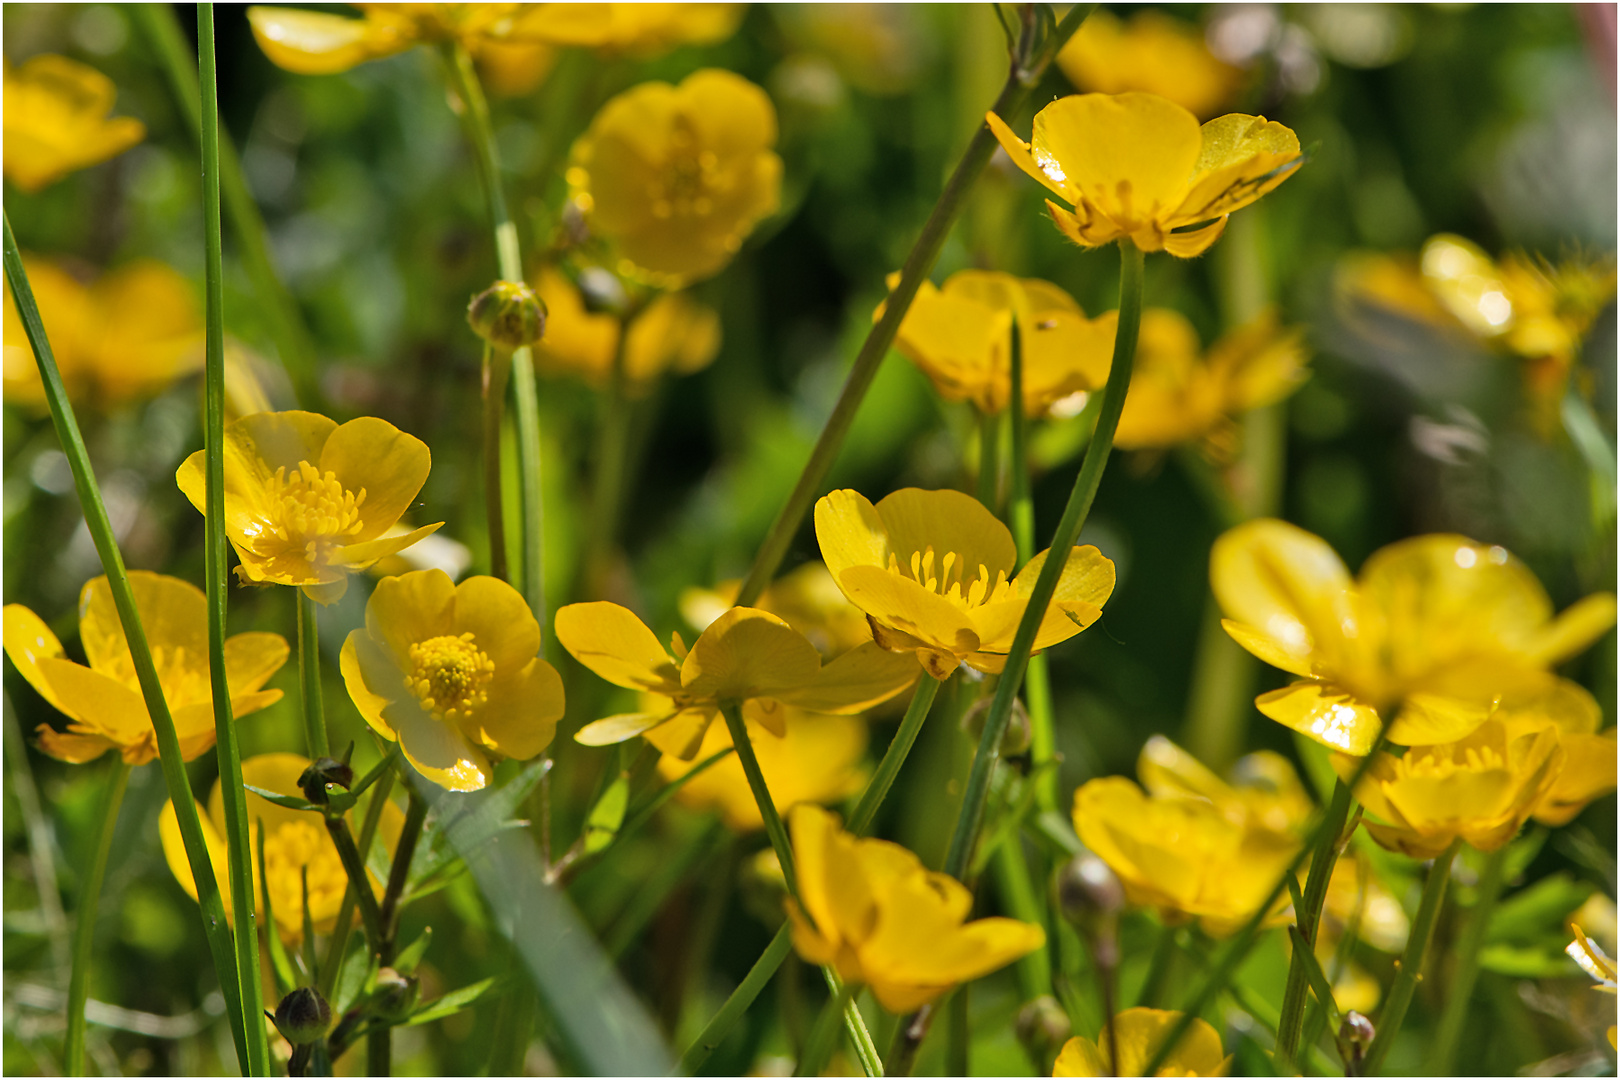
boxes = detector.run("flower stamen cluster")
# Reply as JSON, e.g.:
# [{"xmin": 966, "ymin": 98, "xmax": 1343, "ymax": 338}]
[
  {"xmin": 891, "ymin": 546, "xmax": 1015, "ymax": 611},
  {"xmin": 406, "ymin": 633, "xmax": 496, "ymax": 724},
  {"xmin": 262, "ymin": 461, "xmax": 368, "ymax": 567}
]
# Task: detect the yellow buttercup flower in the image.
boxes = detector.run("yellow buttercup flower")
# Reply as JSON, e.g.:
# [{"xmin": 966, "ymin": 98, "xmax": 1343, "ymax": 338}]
[
  {"xmin": 656, "ymin": 707, "xmax": 868, "ymax": 832},
  {"xmin": 786, "ymin": 804, "xmax": 1045, "ymax": 1013},
  {"xmin": 555, "ymin": 601, "xmax": 917, "ymax": 759},
  {"xmin": 3, "ymin": 573, "xmax": 287, "ymax": 766},
  {"xmin": 1568, "ymin": 923, "xmax": 1620, "ymax": 1050},
  {"xmin": 1490, "ymin": 678, "xmax": 1617, "ymax": 827},
  {"xmin": 679, "ymin": 561, "xmax": 875, "ymax": 662},
  {"xmin": 1338, "ymin": 719, "xmax": 1564, "ymax": 859},
  {"xmin": 1053, "ymin": 1007, "xmax": 1229, "ymax": 1077},
  {"xmin": 159, "ymin": 753, "xmax": 403, "ymax": 943},
  {"xmin": 1136, "ymin": 735, "xmax": 1315, "ymax": 838},
  {"xmin": 4, "ymin": 55, "xmax": 145, "ymax": 193},
  {"xmin": 814, "ymin": 488, "xmax": 1116, "ymax": 680},
  {"xmin": 1057, "ymin": 9, "xmax": 1243, "ymax": 120},
  {"xmin": 532, "ymin": 266, "xmax": 721, "ymax": 393},
  {"xmin": 880, "ymin": 270, "xmax": 1115, "ymax": 417},
  {"xmin": 4, "ymin": 254, "xmax": 203, "ymax": 410},
  {"xmin": 175, "ymin": 410, "xmax": 442, "ymax": 605},
  {"xmin": 248, "ymin": 4, "xmax": 528, "ymax": 75},
  {"xmin": 520, "ymin": 3, "xmax": 745, "ymax": 56},
  {"xmin": 567, "ymin": 69, "xmax": 782, "ymax": 286},
  {"xmin": 1073, "ymin": 774, "xmax": 1299, "ymax": 936},
  {"xmin": 339, "ymin": 569, "xmax": 563, "ymax": 792},
  {"xmin": 988, "ymin": 92, "xmax": 1301, "ymax": 258},
  {"xmin": 1112, "ymin": 308, "xmax": 1308, "ymax": 459},
  {"xmin": 1212, "ymin": 519, "xmax": 1617, "ymax": 755}
]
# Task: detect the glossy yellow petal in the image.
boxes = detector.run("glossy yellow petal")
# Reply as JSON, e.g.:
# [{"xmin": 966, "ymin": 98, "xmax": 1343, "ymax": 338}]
[
  {"xmin": 876, "ymin": 488, "xmax": 1018, "ymax": 582},
  {"xmin": 641, "ymin": 705, "xmax": 719, "ymax": 759},
  {"xmin": 470, "ymin": 658, "xmax": 563, "ymax": 760},
  {"xmin": 1020, "ymin": 308, "xmax": 1116, "ymax": 414},
  {"xmin": 1053, "ymin": 1036, "xmax": 1109, "ymax": 1077},
  {"xmin": 1533, "ymin": 730, "xmax": 1617, "ymax": 826},
  {"xmin": 160, "ymin": 798, "xmax": 230, "ymax": 914},
  {"xmin": 1386, "ymin": 691, "xmax": 1493, "ymax": 746},
  {"xmin": 1046, "ymin": 198, "xmax": 1128, "ymax": 249},
  {"xmin": 80, "ymin": 571, "xmax": 207, "ymax": 681},
  {"xmin": 389, "ymin": 694, "xmax": 492, "ymax": 793},
  {"xmin": 340, "ymin": 630, "xmax": 402, "ymax": 742},
  {"xmin": 1175, "ymin": 113, "xmax": 1302, "ymax": 222},
  {"xmin": 1256, "ymin": 680, "xmax": 1383, "ymax": 756},
  {"xmin": 365, "ymin": 568, "xmax": 456, "ymax": 667},
  {"xmin": 3, "ymin": 55, "xmax": 145, "ymax": 193},
  {"xmin": 1524, "ymin": 593, "xmax": 1618, "ymax": 666},
  {"xmin": 836, "ymin": 566, "xmax": 981, "ymax": 659},
  {"xmin": 1160, "ymin": 215, "xmax": 1228, "ymax": 258},
  {"xmin": 1138, "ymin": 735, "xmax": 1230, "ymax": 804},
  {"xmin": 532, "ymin": 266, "xmax": 619, "ymax": 382},
  {"xmin": 318, "ymin": 417, "xmax": 432, "ymax": 544},
  {"xmin": 36, "ymin": 657, "xmax": 154, "ymax": 753},
  {"xmin": 773, "ymin": 640, "xmax": 919, "ymax": 714},
  {"xmin": 1032, "ymin": 93, "xmax": 1202, "ymax": 234},
  {"xmin": 35, "ymin": 726, "xmax": 118, "ymax": 764},
  {"xmin": 1053, "ymin": 1008, "xmax": 1228, "ymax": 1077},
  {"xmin": 301, "ymin": 578, "xmax": 348, "ymax": 606},
  {"xmin": 332, "ymin": 522, "xmax": 445, "ymax": 570},
  {"xmin": 815, "ymin": 489, "xmax": 892, "ymax": 582},
  {"xmin": 554, "ymin": 601, "xmax": 682, "ymax": 693},
  {"xmin": 994, "ymin": 544, "xmax": 1116, "ymax": 652},
  {"xmin": 246, "ymin": 6, "xmax": 414, "ymax": 74},
  {"xmin": 788, "ymin": 804, "xmax": 849, "ymax": 952},
  {"xmin": 1212, "ymin": 518, "xmax": 1353, "ymax": 675},
  {"xmin": 681, "ymin": 607, "xmax": 823, "ymax": 702},
  {"xmin": 575, "ymin": 709, "xmax": 678, "ymax": 747},
  {"xmin": 1057, "ymin": 8, "xmax": 1242, "ymax": 119},
  {"xmin": 450, "ymin": 575, "xmax": 542, "ymax": 671},
  {"xmin": 986, "ymin": 110, "xmax": 1076, "ymax": 203},
  {"xmin": 3, "ymin": 604, "xmax": 69, "ymax": 712}
]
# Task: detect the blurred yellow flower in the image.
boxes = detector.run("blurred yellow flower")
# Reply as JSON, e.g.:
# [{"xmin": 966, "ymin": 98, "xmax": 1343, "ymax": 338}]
[
  {"xmin": 1339, "ymin": 719, "xmax": 1564, "ymax": 858},
  {"xmin": 5, "ymin": 254, "xmax": 203, "ymax": 410},
  {"xmin": 248, "ymin": 4, "xmax": 530, "ymax": 74},
  {"xmin": 786, "ymin": 804, "xmax": 1044, "ymax": 1013},
  {"xmin": 3, "ymin": 55, "xmax": 145, "ymax": 193},
  {"xmin": 3, "ymin": 573, "xmax": 287, "ymax": 766},
  {"xmin": 656, "ymin": 707, "xmax": 868, "ymax": 832},
  {"xmin": 175, "ymin": 411, "xmax": 442, "ymax": 605},
  {"xmin": 567, "ymin": 69, "xmax": 782, "ymax": 286},
  {"xmin": 1568, "ymin": 922, "xmax": 1620, "ymax": 1050},
  {"xmin": 814, "ymin": 487, "xmax": 1115, "ymax": 680},
  {"xmin": 987, "ymin": 92, "xmax": 1301, "ymax": 257},
  {"xmin": 1113, "ymin": 308, "xmax": 1308, "ymax": 459},
  {"xmin": 470, "ymin": 37, "xmax": 556, "ymax": 98},
  {"xmin": 160, "ymin": 753, "xmax": 403, "ymax": 943},
  {"xmin": 519, "ymin": 3, "xmax": 745, "ymax": 56},
  {"xmin": 1490, "ymin": 678, "xmax": 1617, "ymax": 827},
  {"xmin": 679, "ymin": 562, "xmax": 874, "ymax": 661},
  {"xmin": 1212, "ymin": 519, "xmax": 1617, "ymax": 755},
  {"xmin": 880, "ymin": 270, "xmax": 1115, "ymax": 417},
  {"xmin": 555, "ymin": 601, "xmax": 917, "ymax": 759},
  {"xmin": 1057, "ymin": 9, "xmax": 1243, "ymax": 120},
  {"xmin": 1136, "ymin": 735, "xmax": 1315, "ymax": 838},
  {"xmin": 1073, "ymin": 773, "xmax": 1299, "ymax": 936},
  {"xmin": 340, "ymin": 569, "xmax": 563, "ymax": 792},
  {"xmin": 1052, "ymin": 1007, "xmax": 1229, "ymax": 1076},
  {"xmin": 532, "ymin": 266, "xmax": 721, "ymax": 393}
]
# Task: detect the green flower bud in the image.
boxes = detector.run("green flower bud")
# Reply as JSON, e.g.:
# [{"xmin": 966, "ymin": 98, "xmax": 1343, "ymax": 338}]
[
  {"xmin": 369, "ymin": 967, "xmax": 419, "ymax": 1024},
  {"xmin": 1014, "ymin": 994, "xmax": 1071, "ymax": 1070},
  {"xmin": 1339, "ymin": 1011, "xmax": 1375, "ymax": 1068},
  {"xmin": 468, "ymin": 280, "xmax": 547, "ymax": 349},
  {"xmin": 961, "ymin": 694, "xmax": 1032, "ymax": 757},
  {"xmin": 270, "ymin": 987, "xmax": 331, "ymax": 1046}
]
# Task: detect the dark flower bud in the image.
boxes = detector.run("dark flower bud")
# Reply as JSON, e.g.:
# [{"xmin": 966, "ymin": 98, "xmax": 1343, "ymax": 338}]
[
  {"xmin": 468, "ymin": 280, "xmax": 547, "ymax": 349},
  {"xmin": 961, "ymin": 695, "xmax": 1032, "ymax": 757},
  {"xmin": 298, "ymin": 758, "xmax": 354, "ymax": 806},
  {"xmin": 1014, "ymin": 994, "xmax": 1071, "ymax": 1069},
  {"xmin": 369, "ymin": 967, "xmax": 419, "ymax": 1024},
  {"xmin": 270, "ymin": 987, "xmax": 331, "ymax": 1046},
  {"xmin": 1339, "ymin": 1010, "xmax": 1375, "ymax": 1068},
  {"xmin": 1056, "ymin": 850, "xmax": 1125, "ymax": 967}
]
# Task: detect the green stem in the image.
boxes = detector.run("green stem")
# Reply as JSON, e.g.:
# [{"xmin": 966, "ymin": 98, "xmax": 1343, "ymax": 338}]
[
  {"xmin": 884, "ymin": 1004, "xmax": 931, "ymax": 1078},
  {"xmin": 1275, "ymin": 778, "xmax": 1354, "ymax": 1069},
  {"xmin": 582, "ymin": 328, "xmax": 633, "ymax": 599},
  {"xmin": 1426, "ymin": 845, "xmax": 1508, "ymax": 1074},
  {"xmin": 797, "ymin": 981, "xmax": 855, "ymax": 1077},
  {"xmin": 976, "ymin": 408, "xmax": 1001, "ymax": 510},
  {"xmin": 849, "ymin": 675, "xmax": 942, "ymax": 835},
  {"xmin": 4, "ymin": 215, "xmax": 252, "ymax": 1072},
  {"xmin": 63, "ymin": 758, "xmax": 130, "ymax": 1076},
  {"xmin": 1135, "ymin": 925, "xmax": 1178, "ymax": 1010},
  {"xmin": 323, "ymin": 816, "xmax": 384, "ymax": 947},
  {"xmin": 1363, "ymin": 839, "xmax": 1462, "ymax": 1075},
  {"xmin": 946, "ymin": 987, "xmax": 969, "ymax": 1077},
  {"xmin": 319, "ymin": 767, "xmax": 394, "ymax": 1001},
  {"xmin": 482, "ymin": 340, "xmax": 512, "ymax": 582},
  {"xmin": 991, "ymin": 835, "xmax": 1051, "ymax": 1001},
  {"xmin": 733, "ymin": 3, "xmax": 1096, "ymax": 608},
  {"xmin": 943, "ymin": 240, "xmax": 1144, "ymax": 882},
  {"xmin": 677, "ymin": 924, "xmax": 795, "ymax": 1075},
  {"xmin": 199, "ymin": 11, "xmax": 270, "ymax": 1072},
  {"xmin": 378, "ymin": 787, "xmax": 429, "ymax": 963},
  {"xmin": 297, "ymin": 590, "xmax": 328, "ymax": 759},
  {"xmin": 132, "ymin": 2, "xmax": 319, "ymax": 406}
]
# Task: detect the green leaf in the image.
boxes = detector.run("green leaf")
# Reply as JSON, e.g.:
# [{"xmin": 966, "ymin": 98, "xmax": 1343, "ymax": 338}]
[
  {"xmin": 1287, "ymin": 926, "xmax": 1341, "ymax": 1028},
  {"xmin": 1478, "ymin": 943, "xmax": 1583, "ymax": 978},
  {"xmin": 404, "ymin": 976, "xmax": 504, "ymax": 1027},
  {"xmin": 1484, "ymin": 872, "xmax": 1594, "ymax": 946},
  {"xmin": 583, "ymin": 774, "xmax": 630, "ymax": 856},
  {"xmin": 244, "ymin": 785, "xmax": 320, "ymax": 813},
  {"xmin": 409, "ymin": 758, "xmax": 549, "ymax": 889},
  {"xmin": 394, "ymin": 927, "xmax": 433, "ymax": 976}
]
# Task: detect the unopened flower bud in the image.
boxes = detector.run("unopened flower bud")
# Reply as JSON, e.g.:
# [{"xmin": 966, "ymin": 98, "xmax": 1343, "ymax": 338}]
[
  {"xmin": 1339, "ymin": 1010, "xmax": 1375, "ymax": 1067},
  {"xmin": 298, "ymin": 758, "xmax": 354, "ymax": 806},
  {"xmin": 270, "ymin": 987, "xmax": 331, "ymax": 1046},
  {"xmin": 468, "ymin": 280, "xmax": 547, "ymax": 349},
  {"xmin": 576, "ymin": 266, "xmax": 629, "ymax": 317},
  {"xmin": 1056, "ymin": 850, "xmax": 1124, "ymax": 967},
  {"xmin": 1014, "ymin": 994, "xmax": 1071, "ymax": 1068},
  {"xmin": 369, "ymin": 967, "xmax": 420, "ymax": 1024},
  {"xmin": 961, "ymin": 695, "xmax": 1032, "ymax": 757}
]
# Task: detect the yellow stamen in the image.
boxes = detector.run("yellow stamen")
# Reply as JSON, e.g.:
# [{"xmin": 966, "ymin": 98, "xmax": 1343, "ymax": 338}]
[{"xmin": 406, "ymin": 632, "xmax": 495, "ymax": 724}]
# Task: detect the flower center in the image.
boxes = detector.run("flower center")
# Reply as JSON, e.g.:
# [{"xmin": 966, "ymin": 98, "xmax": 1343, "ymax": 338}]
[
  {"xmin": 649, "ymin": 120, "xmax": 720, "ymax": 221},
  {"xmin": 262, "ymin": 460, "xmax": 367, "ymax": 567},
  {"xmin": 103, "ymin": 643, "xmax": 207, "ymax": 706},
  {"xmin": 263, "ymin": 819, "xmax": 347, "ymax": 934},
  {"xmin": 887, "ymin": 546, "xmax": 1013, "ymax": 611},
  {"xmin": 1394, "ymin": 744, "xmax": 1506, "ymax": 782},
  {"xmin": 406, "ymin": 633, "xmax": 495, "ymax": 723}
]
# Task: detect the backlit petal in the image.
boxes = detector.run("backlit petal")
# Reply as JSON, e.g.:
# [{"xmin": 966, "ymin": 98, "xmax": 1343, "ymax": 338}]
[
  {"xmin": 814, "ymin": 489, "xmax": 892, "ymax": 582},
  {"xmin": 3, "ymin": 604, "xmax": 69, "ymax": 712},
  {"xmin": 1212, "ymin": 518, "xmax": 1353, "ymax": 673},
  {"xmin": 836, "ymin": 566, "xmax": 981, "ymax": 659},
  {"xmin": 874, "ymin": 488, "xmax": 1017, "ymax": 582},
  {"xmin": 774, "ymin": 640, "xmax": 919, "ymax": 714},
  {"xmin": 1032, "ymin": 93, "xmax": 1201, "ymax": 233},
  {"xmin": 318, "ymin": 417, "xmax": 431, "ymax": 544},
  {"xmin": 246, "ymin": 6, "xmax": 413, "ymax": 74},
  {"xmin": 1255, "ymin": 680, "xmax": 1382, "ymax": 756},
  {"xmin": 554, "ymin": 601, "xmax": 682, "ymax": 693}
]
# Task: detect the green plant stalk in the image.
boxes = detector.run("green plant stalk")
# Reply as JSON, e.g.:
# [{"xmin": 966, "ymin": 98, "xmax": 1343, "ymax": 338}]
[
  {"xmin": 1363, "ymin": 838, "xmax": 1461, "ymax": 1075},
  {"xmin": 796, "ymin": 980, "xmax": 855, "ymax": 1078},
  {"xmin": 132, "ymin": 3, "xmax": 318, "ymax": 406},
  {"xmin": 4, "ymin": 215, "xmax": 253, "ymax": 1071},
  {"xmin": 677, "ymin": 924, "xmax": 795, "ymax": 1075},
  {"xmin": 297, "ymin": 591, "xmax": 329, "ymax": 759},
  {"xmin": 1426, "ymin": 845, "xmax": 1508, "ymax": 1073},
  {"xmin": 63, "ymin": 757, "xmax": 130, "ymax": 1076},
  {"xmin": 582, "ymin": 329, "xmax": 634, "ymax": 599},
  {"xmin": 444, "ymin": 42, "xmax": 545, "ymax": 620},
  {"xmin": 734, "ymin": 2, "xmax": 1096, "ymax": 608},
  {"xmin": 1274, "ymin": 778, "xmax": 1354, "ymax": 1069},
  {"xmin": 943, "ymin": 241, "xmax": 1144, "ymax": 881},
  {"xmin": 367, "ymin": 787, "xmax": 429, "ymax": 1076},
  {"xmin": 992, "ymin": 815, "xmax": 1052, "ymax": 1002},
  {"xmin": 323, "ymin": 815, "xmax": 385, "ymax": 947},
  {"xmin": 198, "ymin": 11, "xmax": 271, "ymax": 1075},
  {"xmin": 946, "ymin": 987, "xmax": 969, "ymax": 1077},
  {"xmin": 976, "ymin": 408, "xmax": 1001, "ymax": 510},
  {"xmin": 849, "ymin": 675, "xmax": 942, "ymax": 835},
  {"xmin": 482, "ymin": 340, "xmax": 512, "ymax": 582},
  {"xmin": 319, "ymin": 766, "xmax": 395, "ymax": 1001}
]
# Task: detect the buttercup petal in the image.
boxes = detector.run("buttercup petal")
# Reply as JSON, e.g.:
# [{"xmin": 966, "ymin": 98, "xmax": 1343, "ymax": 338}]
[
  {"xmin": 365, "ymin": 569, "xmax": 456, "ymax": 667},
  {"xmin": 472, "ymin": 659, "xmax": 564, "ymax": 760},
  {"xmin": 223, "ymin": 632, "xmax": 291, "ymax": 697},
  {"xmin": 1255, "ymin": 680, "xmax": 1383, "ymax": 756},
  {"xmin": 340, "ymin": 630, "xmax": 405, "ymax": 742},
  {"xmin": 985, "ymin": 111, "xmax": 1075, "ymax": 202},
  {"xmin": 874, "ymin": 488, "xmax": 1018, "ymax": 581},
  {"xmin": 36, "ymin": 657, "xmax": 152, "ymax": 750},
  {"xmin": 681, "ymin": 607, "xmax": 824, "ymax": 701},
  {"xmin": 1524, "ymin": 592, "xmax": 1618, "ymax": 666},
  {"xmin": 575, "ymin": 710, "xmax": 678, "ymax": 747},
  {"xmin": 554, "ymin": 601, "xmax": 682, "ymax": 693},
  {"xmin": 1161, "ymin": 216, "xmax": 1228, "ymax": 258},
  {"xmin": 1176, "ymin": 113, "xmax": 1302, "ymax": 221},
  {"xmin": 333, "ymin": 522, "xmax": 445, "ymax": 570},
  {"xmin": 3, "ymin": 604, "xmax": 69, "ymax": 712},
  {"xmin": 35, "ymin": 725, "xmax": 117, "ymax": 764},
  {"xmin": 451, "ymin": 575, "xmax": 543, "ymax": 671},
  {"xmin": 1031, "ymin": 93, "xmax": 1202, "ymax": 233},
  {"xmin": 246, "ymin": 6, "xmax": 413, "ymax": 74},
  {"xmin": 1212, "ymin": 518, "xmax": 1353, "ymax": 672},
  {"xmin": 836, "ymin": 566, "xmax": 981, "ymax": 659},
  {"xmin": 773, "ymin": 640, "xmax": 919, "ymax": 714},
  {"xmin": 814, "ymin": 489, "xmax": 892, "ymax": 582}
]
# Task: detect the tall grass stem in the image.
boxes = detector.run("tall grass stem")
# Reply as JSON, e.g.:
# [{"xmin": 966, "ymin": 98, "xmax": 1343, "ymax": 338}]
[{"xmin": 63, "ymin": 757, "xmax": 130, "ymax": 1076}]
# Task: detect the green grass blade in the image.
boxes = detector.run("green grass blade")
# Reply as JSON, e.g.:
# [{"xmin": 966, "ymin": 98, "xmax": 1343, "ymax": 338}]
[{"xmin": 64, "ymin": 758, "xmax": 130, "ymax": 1076}]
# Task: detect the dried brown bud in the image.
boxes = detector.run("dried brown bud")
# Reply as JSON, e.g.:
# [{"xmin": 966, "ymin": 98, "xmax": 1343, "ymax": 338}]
[
  {"xmin": 1340, "ymin": 1010, "xmax": 1375, "ymax": 1068},
  {"xmin": 1015, "ymin": 994, "xmax": 1071, "ymax": 1069}
]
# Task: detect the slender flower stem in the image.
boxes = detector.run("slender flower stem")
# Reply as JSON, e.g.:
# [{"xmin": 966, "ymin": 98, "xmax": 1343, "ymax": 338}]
[
  {"xmin": 1275, "ymin": 778, "xmax": 1354, "ymax": 1069},
  {"xmin": 297, "ymin": 591, "xmax": 329, "ymax": 759},
  {"xmin": 132, "ymin": 2, "xmax": 319, "ymax": 406},
  {"xmin": 4, "ymin": 214, "xmax": 252, "ymax": 1072},
  {"xmin": 319, "ymin": 766, "xmax": 395, "ymax": 1001},
  {"xmin": 849, "ymin": 675, "xmax": 942, "ymax": 835},
  {"xmin": 367, "ymin": 786, "xmax": 427, "ymax": 1077},
  {"xmin": 323, "ymin": 815, "xmax": 385, "ymax": 947},
  {"xmin": 1363, "ymin": 839, "xmax": 1463, "ymax": 1075},
  {"xmin": 797, "ymin": 981, "xmax": 855, "ymax": 1077},
  {"xmin": 976, "ymin": 408, "xmax": 1001, "ymax": 510},
  {"xmin": 481, "ymin": 340, "xmax": 512, "ymax": 582},
  {"xmin": 582, "ymin": 328, "xmax": 634, "ymax": 599},
  {"xmin": 946, "ymin": 987, "xmax": 969, "ymax": 1077},
  {"xmin": 734, "ymin": 3, "xmax": 1096, "ymax": 608},
  {"xmin": 677, "ymin": 924, "xmax": 795, "ymax": 1075},
  {"xmin": 943, "ymin": 240, "xmax": 1145, "ymax": 882},
  {"xmin": 63, "ymin": 757, "xmax": 130, "ymax": 1077},
  {"xmin": 1427, "ymin": 844, "xmax": 1509, "ymax": 1074}
]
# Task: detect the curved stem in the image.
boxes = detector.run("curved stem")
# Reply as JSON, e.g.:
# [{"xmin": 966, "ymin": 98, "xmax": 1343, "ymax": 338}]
[
  {"xmin": 323, "ymin": 816, "xmax": 384, "ymax": 947},
  {"xmin": 297, "ymin": 590, "xmax": 328, "ymax": 759},
  {"xmin": 734, "ymin": 3, "xmax": 1096, "ymax": 609},
  {"xmin": 63, "ymin": 757, "xmax": 130, "ymax": 1076},
  {"xmin": 1426, "ymin": 844, "xmax": 1508, "ymax": 1074},
  {"xmin": 1275, "ymin": 778, "xmax": 1354, "ymax": 1069},
  {"xmin": 943, "ymin": 240, "xmax": 1144, "ymax": 882},
  {"xmin": 946, "ymin": 987, "xmax": 969, "ymax": 1077},
  {"xmin": 676, "ymin": 924, "xmax": 795, "ymax": 1075},
  {"xmin": 1363, "ymin": 839, "xmax": 1462, "ymax": 1075},
  {"xmin": 849, "ymin": 675, "xmax": 942, "ymax": 835},
  {"xmin": 719, "ymin": 702, "xmax": 798, "ymax": 897},
  {"xmin": 4, "ymin": 215, "xmax": 251, "ymax": 1071}
]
